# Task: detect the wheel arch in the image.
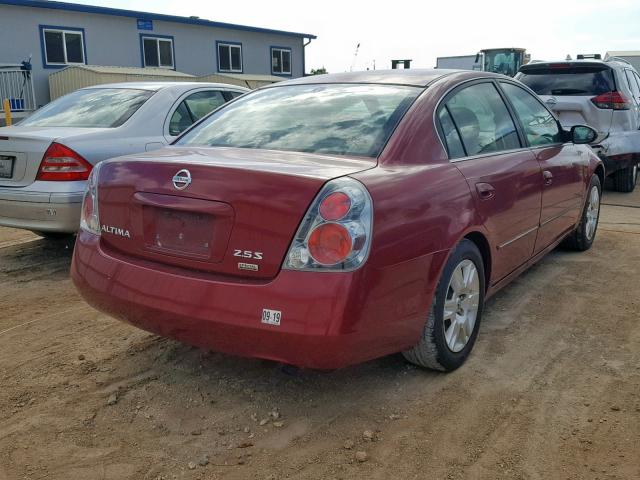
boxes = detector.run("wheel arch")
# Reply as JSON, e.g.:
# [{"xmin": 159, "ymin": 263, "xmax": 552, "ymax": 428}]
[
  {"xmin": 463, "ymin": 231, "xmax": 492, "ymax": 292},
  {"xmin": 594, "ymin": 163, "xmax": 605, "ymax": 188}
]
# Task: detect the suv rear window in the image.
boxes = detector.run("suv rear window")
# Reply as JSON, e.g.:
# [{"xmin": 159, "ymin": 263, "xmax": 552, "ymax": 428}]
[{"xmin": 517, "ymin": 65, "xmax": 614, "ymax": 96}]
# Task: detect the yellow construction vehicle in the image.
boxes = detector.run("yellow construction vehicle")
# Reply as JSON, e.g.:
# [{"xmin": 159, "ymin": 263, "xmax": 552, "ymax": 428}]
[{"xmin": 475, "ymin": 48, "xmax": 530, "ymax": 77}]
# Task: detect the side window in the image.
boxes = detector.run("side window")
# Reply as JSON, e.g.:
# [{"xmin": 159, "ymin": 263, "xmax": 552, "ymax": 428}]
[
  {"xmin": 184, "ymin": 91, "xmax": 226, "ymax": 121},
  {"xmin": 500, "ymin": 82, "xmax": 562, "ymax": 147},
  {"xmin": 227, "ymin": 91, "xmax": 245, "ymax": 99},
  {"xmin": 169, "ymin": 91, "xmax": 229, "ymax": 136},
  {"xmin": 634, "ymin": 72, "xmax": 640, "ymax": 98},
  {"xmin": 445, "ymin": 82, "xmax": 520, "ymax": 156},
  {"xmin": 437, "ymin": 107, "xmax": 465, "ymax": 159},
  {"xmin": 624, "ymin": 70, "xmax": 640, "ymax": 98},
  {"xmin": 169, "ymin": 102, "xmax": 194, "ymax": 136}
]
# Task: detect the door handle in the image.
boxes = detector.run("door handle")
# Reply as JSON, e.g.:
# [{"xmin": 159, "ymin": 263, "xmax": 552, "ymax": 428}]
[
  {"xmin": 543, "ymin": 170, "xmax": 553, "ymax": 185},
  {"xmin": 475, "ymin": 182, "xmax": 495, "ymax": 200}
]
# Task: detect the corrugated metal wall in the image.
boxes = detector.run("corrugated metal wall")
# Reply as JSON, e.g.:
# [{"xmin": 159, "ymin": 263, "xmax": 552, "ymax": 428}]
[
  {"xmin": 49, "ymin": 66, "xmax": 283, "ymax": 99},
  {"xmin": 48, "ymin": 66, "xmax": 197, "ymax": 100}
]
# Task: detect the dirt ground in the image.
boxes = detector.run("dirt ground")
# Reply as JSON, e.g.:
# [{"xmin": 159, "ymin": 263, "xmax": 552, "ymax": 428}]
[{"xmin": 1, "ymin": 185, "xmax": 639, "ymax": 480}]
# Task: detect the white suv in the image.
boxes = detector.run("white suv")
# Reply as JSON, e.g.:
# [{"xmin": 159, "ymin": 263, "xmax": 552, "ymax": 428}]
[{"xmin": 516, "ymin": 58, "xmax": 640, "ymax": 192}]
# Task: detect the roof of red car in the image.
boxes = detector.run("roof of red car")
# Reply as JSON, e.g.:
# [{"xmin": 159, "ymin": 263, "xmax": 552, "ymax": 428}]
[{"xmin": 276, "ymin": 69, "xmax": 463, "ymax": 88}]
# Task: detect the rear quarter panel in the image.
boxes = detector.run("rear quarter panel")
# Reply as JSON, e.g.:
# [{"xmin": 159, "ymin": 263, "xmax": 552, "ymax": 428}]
[{"xmin": 349, "ymin": 75, "xmax": 489, "ymax": 348}]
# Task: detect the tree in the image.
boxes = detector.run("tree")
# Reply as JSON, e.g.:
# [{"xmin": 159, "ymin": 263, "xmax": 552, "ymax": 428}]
[{"xmin": 310, "ymin": 67, "xmax": 328, "ymax": 75}]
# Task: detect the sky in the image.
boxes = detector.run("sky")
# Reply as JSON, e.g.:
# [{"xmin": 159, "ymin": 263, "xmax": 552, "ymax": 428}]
[{"xmin": 75, "ymin": 0, "xmax": 640, "ymax": 73}]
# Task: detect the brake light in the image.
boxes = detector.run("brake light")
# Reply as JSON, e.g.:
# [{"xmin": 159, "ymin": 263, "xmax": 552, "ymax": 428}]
[
  {"xmin": 308, "ymin": 223, "xmax": 352, "ymax": 265},
  {"xmin": 284, "ymin": 177, "xmax": 373, "ymax": 271},
  {"xmin": 79, "ymin": 163, "xmax": 101, "ymax": 235},
  {"xmin": 591, "ymin": 91, "xmax": 631, "ymax": 110},
  {"xmin": 36, "ymin": 143, "xmax": 93, "ymax": 181},
  {"xmin": 319, "ymin": 191, "xmax": 351, "ymax": 221}
]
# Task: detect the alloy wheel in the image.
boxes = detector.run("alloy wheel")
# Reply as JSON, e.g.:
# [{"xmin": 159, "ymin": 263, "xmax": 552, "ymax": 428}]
[
  {"xmin": 443, "ymin": 259, "xmax": 480, "ymax": 353},
  {"xmin": 585, "ymin": 185, "xmax": 600, "ymax": 241}
]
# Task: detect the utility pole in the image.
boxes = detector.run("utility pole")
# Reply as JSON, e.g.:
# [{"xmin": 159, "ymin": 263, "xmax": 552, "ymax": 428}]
[{"xmin": 350, "ymin": 43, "xmax": 360, "ymax": 72}]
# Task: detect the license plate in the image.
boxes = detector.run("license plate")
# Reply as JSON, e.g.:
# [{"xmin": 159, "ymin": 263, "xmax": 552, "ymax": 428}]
[
  {"xmin": 0, "ymin": 156, "xmax": 14, "ymax": 179},
  {"xmin": 145, "ymin": 207, "xmax": 213, "ymax": 258}
]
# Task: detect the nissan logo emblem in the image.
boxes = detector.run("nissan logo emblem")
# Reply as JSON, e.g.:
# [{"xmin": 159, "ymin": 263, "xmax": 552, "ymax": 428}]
[{"xmin": 172, "ymin": 169, "xmax": 192, "ymax": 190}]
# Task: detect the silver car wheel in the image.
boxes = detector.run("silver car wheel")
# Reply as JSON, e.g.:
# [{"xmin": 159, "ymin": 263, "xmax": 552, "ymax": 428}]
[
  {"xmin": 443, "ymin": 259, "xmax": 480, "ymax": 353},
  {"xmin": 585, "ymin": 185, "xmax": 600, "ymax": 241}
]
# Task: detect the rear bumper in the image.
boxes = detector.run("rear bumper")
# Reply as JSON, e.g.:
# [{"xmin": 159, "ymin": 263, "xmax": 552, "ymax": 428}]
[
  {"xmin": 593, "ymin": 131, "xmax": 640, "ymax": 174},
  {"xmin": 0, "ymin": 184, "xmax": 83, "ymax": 233},
  {"xmin": 71, "ymin": 231, "xmax": 444, "ymax": 370}
]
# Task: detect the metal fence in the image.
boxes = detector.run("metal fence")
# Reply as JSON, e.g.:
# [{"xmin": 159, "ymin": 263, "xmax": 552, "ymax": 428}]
[{"xmin": 0, "ymin": 66, "xmax": 36, "ymax": 112}]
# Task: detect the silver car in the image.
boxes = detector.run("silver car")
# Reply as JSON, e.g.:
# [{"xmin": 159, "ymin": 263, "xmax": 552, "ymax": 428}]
[
  {"xmin": 0, "ymin": 82, "xmax": 248, "ymax": 236},
  {"xmin": 516, "ymin": 58, "xmax": 640, "ymax": 192}
]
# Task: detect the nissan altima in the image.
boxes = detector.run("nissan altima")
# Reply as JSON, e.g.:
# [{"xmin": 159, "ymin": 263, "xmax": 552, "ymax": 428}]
[{"xmin": 71, "ymin": 70, "xmax": 603, "ymax": 371}]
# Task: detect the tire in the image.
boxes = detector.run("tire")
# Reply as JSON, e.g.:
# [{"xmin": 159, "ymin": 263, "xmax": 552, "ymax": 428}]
[
  {"xmin": 562, "ymin": 174, "xmax": 601, "ymax": 251},
  {"xmin": 402, "ymin": 239, "xmax": 485, "ymax": 372},
  {"xmin": 613, "ymin": 163, "xmax": 638, "ymax": 193}
]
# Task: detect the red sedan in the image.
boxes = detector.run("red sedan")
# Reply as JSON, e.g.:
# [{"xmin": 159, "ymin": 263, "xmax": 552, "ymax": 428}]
[{"xmin": 71, "ymin": 70, "xmax": 603, "ymax": 371}]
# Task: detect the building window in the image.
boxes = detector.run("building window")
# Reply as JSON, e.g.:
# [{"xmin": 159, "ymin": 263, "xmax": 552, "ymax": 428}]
[
  {"xmin": 141, "ymin": 35, "xmax": 174, "ymax": 69},
  {"xmin": 40, "ymin": 26, "xmax": 86, "ymax": 66},
  {"xmin": 217, "ymin": 42, "xmax": 242, "ymax": 73},
  {"xmin": 271, "ymin": 47, "xmax": 292, "ymax": 75}
]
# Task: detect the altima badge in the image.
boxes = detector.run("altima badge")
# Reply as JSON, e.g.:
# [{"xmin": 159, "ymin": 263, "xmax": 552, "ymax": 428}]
[
  {"xmin": 172, "ymin": 169, "xmax": 192, "ymax": 190},
  {"xmin": 101, "ymin": 225, "xmax": 131, "ymax": 238}
]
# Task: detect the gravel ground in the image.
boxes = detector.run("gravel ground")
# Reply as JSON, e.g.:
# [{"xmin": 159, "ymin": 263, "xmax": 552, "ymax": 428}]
[{"xmin": 1, "ymin": 186, "xmax": 639, "ymax": 480}]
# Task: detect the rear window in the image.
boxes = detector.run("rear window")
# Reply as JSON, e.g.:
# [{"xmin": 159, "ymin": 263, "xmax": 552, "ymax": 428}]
[
  {"xmin": 20, "ymin": 88, "xmax": 154, "ymax": 128},
  {"xmin": 176, "ymin": 84, "xmax": 421, "ymax": 158},
  {"xmin": 517, "ymin": 65, "xmax": 614, "ymax": 96}
]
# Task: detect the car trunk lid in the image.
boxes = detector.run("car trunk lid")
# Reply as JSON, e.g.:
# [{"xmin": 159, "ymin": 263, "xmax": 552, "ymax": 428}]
[
  {"xmin": 97, "ymin": 146, "xmax": 376, "ymax": 279},
  {"xmin": 538, "ymin": 94, "xmax": 613, "ymax": 139},
  {"xmin": 0, "ymin": 126, "xmax": 103, "ymax": 187}
]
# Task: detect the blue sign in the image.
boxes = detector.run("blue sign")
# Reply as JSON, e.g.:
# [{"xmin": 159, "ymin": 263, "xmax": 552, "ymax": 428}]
[{"xmin": 137, "ymin": 19, "xmax": 153, "ymax": 30}]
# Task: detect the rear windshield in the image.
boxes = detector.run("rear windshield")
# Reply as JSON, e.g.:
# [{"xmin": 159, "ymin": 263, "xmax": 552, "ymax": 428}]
[
  {"xmin": 517, "ymin": 65, "xmax": 614, "ymax": 96},
  {"xmin": 20, "ymin": 88, "xmax": 154, "ymax": 128},
  {"xmin": 176, "ymin": 84, "xmax": 421, "ymax": 158}
]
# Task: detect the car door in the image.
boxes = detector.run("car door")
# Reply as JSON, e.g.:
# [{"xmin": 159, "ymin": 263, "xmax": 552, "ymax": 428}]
[
  {"xmin": 499, "ymin": 81, "xmax": 588, "ymax": 254},
  {"xmin": 165, "ymin": 89, "xmax": 229, "ymax": 141},
  {"xmin": 624, "ymin": 69, "xmax": 640, "ymax": 129},
  {"xmin": 437, "ymin": 81, "xmax": 542, "ymax": 282}
]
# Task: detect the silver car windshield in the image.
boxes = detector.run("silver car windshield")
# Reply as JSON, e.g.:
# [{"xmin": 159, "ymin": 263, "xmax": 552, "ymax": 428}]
[
  {"xmin": 20, "ymin": 88, "xmax": 155, "ymax": 128},
  {"xmin": 176, "ymin": 84, "xmax": 421, "ymax": 158}
]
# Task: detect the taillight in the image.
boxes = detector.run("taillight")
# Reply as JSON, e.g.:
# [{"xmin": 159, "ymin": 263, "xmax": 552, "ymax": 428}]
[
  {"xmin": 36, "ymin": 142, "xmax": 93, "ymax": 181},
  {"xmin": 308, "ymin": 223, "xmax": 352, "ymax": 265},
  {"xmin": 319, "ymin": 191, "xmax": 351, "ymax": 221},
  {"xmin": 284, "ymin": 177, "xmax": 373, "ymax": 271},
  {"xmin": 591, "ymin": 91, "xmax": 631, "ymax": 110},
  {"xmin": 79, "ymin": 162, "xmax": 101, "ymax": 235}
]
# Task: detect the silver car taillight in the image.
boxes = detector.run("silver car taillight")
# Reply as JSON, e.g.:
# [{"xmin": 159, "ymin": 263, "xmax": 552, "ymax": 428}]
[
  {"xmin": 284, "ymin": 177, "xmax": 373, "ymax": 272},
  {"xmin": 79, "ymin": 163, "xmax": 101, "ymax": 235}
]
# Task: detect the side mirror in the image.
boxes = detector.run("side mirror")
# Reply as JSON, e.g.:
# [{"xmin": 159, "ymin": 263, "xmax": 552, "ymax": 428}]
[{"xmin": 570, "ymin": 125, "xmax": 597, "ymax": 144}]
